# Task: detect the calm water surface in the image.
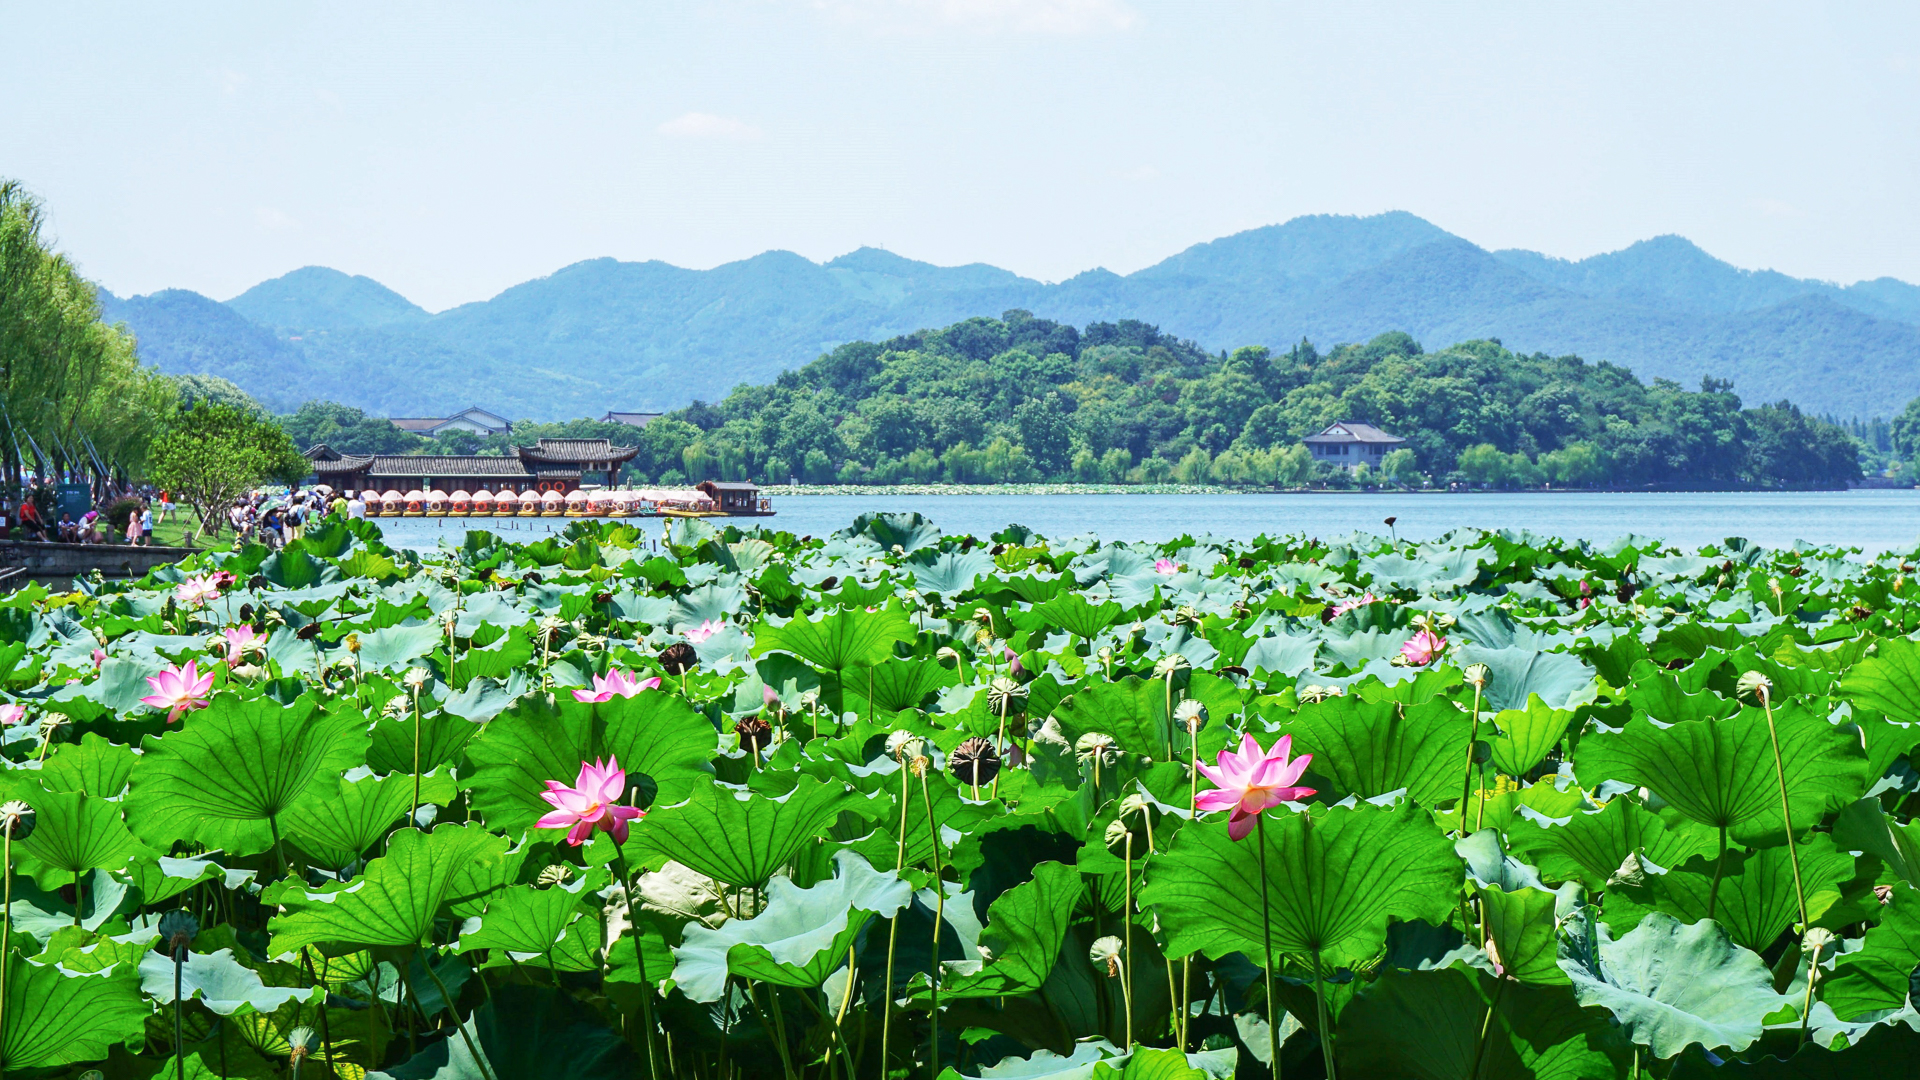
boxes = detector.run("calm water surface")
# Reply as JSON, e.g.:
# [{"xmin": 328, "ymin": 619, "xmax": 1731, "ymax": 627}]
[{"xmin": 368, "ymin": 490, "xmax": 1920, "ymax": 553}]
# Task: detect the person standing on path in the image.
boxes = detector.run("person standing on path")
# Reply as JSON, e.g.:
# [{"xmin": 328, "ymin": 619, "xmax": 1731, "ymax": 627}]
[{"xmin": 140, "ymin": 501, "xmax": 154, "ymax": 546}]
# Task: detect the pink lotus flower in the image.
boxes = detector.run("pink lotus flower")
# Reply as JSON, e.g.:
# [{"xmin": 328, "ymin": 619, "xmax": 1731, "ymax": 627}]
[
  {"xmin": 536, "ymin": 757, "xmax": 644, "ymax": 846},
  {"xmin": 684, "ymin": 619, "xmax": 722, "ymax": 644},
  {"xmin": 1195, "ymin": 733, "xmax": 1316, "ymax": 841},
  {"xmin": 1153, "ymin": 558, "xmax": 1180, "ymax": 575},
  {"xmin": 1399, "ymin": 629, "xmax": 1447, "ymax": 666},
  {"xmin": 139, "ymin": 660, "xmax": 214, "ymax": 723},
  {"xmin": 1329, "ymin": 593, "xmax": 1380, "ymax": 618},
  {"xmin": 174, "ymin": 576, "xmax": 222, "ymax": 608},
  {"xmin": 90, "ymin": 648, "xmax": 106, "ymax": 670},
  {"xmin": 571, "ymin": 668, "xmax": 661, "ymax": 703},
  {"xmin": 221, "ymin": 626, "xmax": 264, "ymax": 663},
  {"xmin": 0, "ymin": 704, "xmax": 23, "ymax": 726},
  {"xmin": 210, "ymin": 570, "xmax": 237, "ymax": 589},
  {"xmin": 763, "ymin": 683, "xmax": 781, "ymax": 708}
]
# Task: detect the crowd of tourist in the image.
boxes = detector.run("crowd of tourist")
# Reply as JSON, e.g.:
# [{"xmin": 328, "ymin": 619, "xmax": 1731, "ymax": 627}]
[{"xmin": 0, "ymin": 481, "xmax": 355, "ymax": 550}]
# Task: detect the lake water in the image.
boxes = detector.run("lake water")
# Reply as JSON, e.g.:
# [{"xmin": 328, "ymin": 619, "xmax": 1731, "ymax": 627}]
[{"xmin": 365, "ymin": 489, "xmax": 1920, "ymax": 554}]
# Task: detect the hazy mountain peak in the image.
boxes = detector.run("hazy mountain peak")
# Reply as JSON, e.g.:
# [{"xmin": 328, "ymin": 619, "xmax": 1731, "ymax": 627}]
[
  {"xmin": 225, "ymin": 265, "xmax": 428, "ymax": 331},
  {"xmin": 1133, "ymin": 211, "xmax": 1458, "ymax": 286}
]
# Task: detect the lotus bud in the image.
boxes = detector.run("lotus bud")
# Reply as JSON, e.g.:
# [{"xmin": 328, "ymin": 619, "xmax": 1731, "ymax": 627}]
[
  {"xmin": 0, "ymin": 800, "xmax": 34, "ymax": 841},
  {"xmin": 1075, "ymin": 732, "xmax": 1119, "ymax": 767},
  {"xmin": 536, "ymin": 864, "xmax": 573, "ymax": 887},
  {"xmin": 762, "ymin": 684, "xmax": 781, "ymax": 710},
  {"xmin": 948, "ymin": 736, "xmax": 1001, "ymax": 787},
  {"xmin": 886, "ymin": 731, "xmax": 925, "ymax": 763},
  {"xmin": 159, "ymin": 910, "xmax": 198, "ymax": 955},
  {"xmin": 1173, "ymin": 699, "xmax": 1207, "ymax": 733},
  {"xmin": 1153, "ymin": 654, "xmax": 1189, "ymax": 678},
  {"xmin": 1735, "ymin": 670, "xmax": 1772, "ymax": 706},
  {"xmin": 987, "ymin": 676, "xmax": 1027, "ymax": 717},
  {"xmin": 1089, "ymin": 935, "xmax": 1123, "ymax": 977},
  {"xmin": 1463, "ymin": 663, "xmax": 1490, "ymax": 689},
  {"xmin": 734, "ymin": 716, "xmax": 773, "ymax": 754},
  {"xmin": 659, "ymin": 641, "xmax": 698, "ymax": 675}
]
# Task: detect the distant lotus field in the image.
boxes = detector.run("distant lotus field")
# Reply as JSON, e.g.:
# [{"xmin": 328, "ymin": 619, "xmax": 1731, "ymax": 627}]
[{"xmin": 1, "ymin": 511, "xmax": 1917, "ymax": 1078}]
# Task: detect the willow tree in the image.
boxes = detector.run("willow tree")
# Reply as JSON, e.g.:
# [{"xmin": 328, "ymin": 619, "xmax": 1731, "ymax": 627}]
[{"xmin": 0, "ymin": 180, "xmax": 175, "ymax": 493}]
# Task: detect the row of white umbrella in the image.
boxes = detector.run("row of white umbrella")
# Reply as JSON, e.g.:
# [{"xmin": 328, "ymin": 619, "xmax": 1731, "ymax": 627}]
[{"xmin": 357, "ymin": 488, "xmax": 715, "ymax": 516}]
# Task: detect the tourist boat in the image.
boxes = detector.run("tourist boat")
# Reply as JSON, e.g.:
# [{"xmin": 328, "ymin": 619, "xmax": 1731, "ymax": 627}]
[
  {"xmin": 584, "ymin": 489, "xmax": 614, "ymax": 517},
  {"xmin": 518, "ymin": 490, "xmax": 541, "ymax": 517},
  {"xmin": 402, "ymin": 490, "xmax": 426, "ymax": 517},
  {"xmin": 425, "ymin": 489, "xmax": 449, "ymax": 517},
  {"xmin": 449, "ymin": 490, "xmax": 472, "ymax": 516},
  {"xmin": 539, "ymin": 490, "xmax": 565, "ymax": 517},
  {"xmin": 470, "ymin": 490, "xmax": 494, "ymax": 517},
  {"xmin": 564, "ymin": 489, "xmax": 591, "ymax": 517},
  {"xmin": 382, "ymin": 490, "xmax": 404, "ymax": 516},
  {"xmin": 359, "ymin": 489, "xmax": 382, "ymax": 518},
  {"xmin": 493, "ymin": 489, "xmax": 519, "ymax": 516}
]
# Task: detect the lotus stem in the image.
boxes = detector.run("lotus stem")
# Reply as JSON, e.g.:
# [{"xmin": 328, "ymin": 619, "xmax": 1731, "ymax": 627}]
[
  {"xmin": 880, "ymin": 755, "xmax": 911, "ymax": 1075},
  {"xmin": 1457, "ymin": 680, "xmax": 1483, "ymax": 839},
  {"xmin": 745, "ymin": 981, "xmax": 797, "ymax": 1080},
  {"xmin": 1123, "ymin": 831, "xmax": 1135, "ymax": 1049},
  {"xmin": 1708, "ymin": 824, "xmax": 1729, "ymax": 921},
  {"xmin": 1758, "ymin": 690, "xmax": 1809, "ymax": 933},
  {"xmin": 611, "ymin": 851, "xmax": 662, "ymax": 1079},
  {"xmin": 1163, "ymin": 670, "xmax": 1175, "ymax": 761},
  {"xmin": 918, "ymin": 765, "xmax": 946, "ymax": 1077},
  {"xmin": 0, "ymin": 828, "xmax": 10, "ymax": 1072},
  {"xmin": 1311, "ymin": 947, "xmax": 1335, "ymax": 1080},
  {"xmin": 991, "ymin": 694, "xmax": 1008, "ymax": 801},
  {"xmin": 173, "ymin": 941, "xmax": 185, "ymax": 1080},
  {"xmin": 1798, "ymin": 935, "xmax": 1825, "ymax": 1042},
  {"xmin": 1468, "ymin": 975, "xmax": 1505, "ymax": 1080},
  {"xmin": 1255, "ymin": 813, "xmax": 1279, "ymax": 1079},
  {"xmin": 422, "ymin": 945, "xmax": 497, "ymax": 1080}
]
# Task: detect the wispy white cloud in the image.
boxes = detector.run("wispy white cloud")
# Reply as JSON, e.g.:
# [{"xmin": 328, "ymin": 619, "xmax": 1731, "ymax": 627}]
[
  {"xmin": 657, "ymin": 112, "xmax": 764, "ymax": 140},
  {"xmin": 253, "ymin": 207, "xmax": 295, "ymax": 230},
  {"xmin": 807, "ymin": 0, "xmax": 1138, "ymax": 35}
]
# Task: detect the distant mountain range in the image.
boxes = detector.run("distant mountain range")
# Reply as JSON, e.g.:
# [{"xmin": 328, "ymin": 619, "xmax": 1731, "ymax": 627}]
[{"xmin": 97, "ymin": 212, "xmax": 1920, "ymax": 420}]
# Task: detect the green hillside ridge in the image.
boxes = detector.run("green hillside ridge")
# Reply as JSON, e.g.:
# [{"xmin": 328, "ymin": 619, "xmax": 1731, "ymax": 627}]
[{"xmin": 97, "ymin": 212, "xmax": 1920, "ymax": 419}]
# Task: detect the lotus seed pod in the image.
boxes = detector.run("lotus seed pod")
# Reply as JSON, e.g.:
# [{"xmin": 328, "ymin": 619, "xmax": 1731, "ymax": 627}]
[
  {"xmin": 886, "ymin": 731, "xmax": 925, "ymax": 762},
  {"xmin": 936, "ymin": 646, "xmax": 961, "ymax": 662},
  {"xmin": 948, "ymin": 736, "xmax": 1001, "ymax": 787},
  {"xmin": 1736, "ymin": 670, "xmax": 1773, "ymax": 705},
  {"xmin": 1119, "ymin": 793, "xmax": 1153, "ymax": 825},
  {"xmin": 1801, "ymin": 926, "xmax": 1836, "ymax": 953},
  {"xmin": 1089, "ymin": 935, "xmax": 1123, "ymax": 977},
  {"xmin": 403, "ymin": 667, "xmax": 430, "ymax": 689},
  {"xmin": 1173, "ymin": 699, "xmax": 1207, "ymax": 731},
  {"xmin": 987, "ymin": 676, "xmax": 1027, "ymax": 717},
  {"xmin": 1104, "ymin": 817, "xmax": 1135, "ymax": 855},
  {"xmin": 159, "ymin": 910, "xmax": 198, "ymax": 954},
  {"xmin": 1463, "ymin": 663, "xmax": 1491, "ymax": 689},
  {"xmin": 734, "ymin": 716, "xmax": 774, "ymax": 754},
  {"xmin": 1153, "ymin": 653, "xmax": 1189, "ymax": 677},
  {"xmin": 1075, "ymin": 732, "xmax": 1119, "ymax": 766},
  {"xmin": 659, "ymin": 641, "xmax": 698, "ymax": 675},
  {"xmin": 288, "ymin": 1026, "xmax": 315, "ymax": 1062},
  {"xmin": 3, "ymin": 800, "xmax": 37, "ymax": 842}
]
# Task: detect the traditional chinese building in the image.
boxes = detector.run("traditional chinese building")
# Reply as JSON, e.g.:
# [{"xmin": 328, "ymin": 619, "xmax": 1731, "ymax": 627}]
[
  {"xmin": 1303, "ymin": 422, "xmax": 1406, "ymax": 469},
  {"xmin": 305, "ymin": 438, "xmax": 638, "ymax": 494}
]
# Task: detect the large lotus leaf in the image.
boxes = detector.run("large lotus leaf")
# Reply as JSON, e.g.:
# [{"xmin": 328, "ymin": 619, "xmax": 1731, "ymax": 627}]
[
  {"xmin": 927, "ymin": 860, "xmax": 1080, "ymax": 1000},
  {"xmin": 1840, "ymin": 636, "xmax": 1920, "ymax": 776},
  {"xmin": 1509, "ymin": 797, "xmax": 1718, "ymax": 891},
  {"xmin": 1558, "ymin": 912, "xmax": 1788, "ymax": 1058},
  {"xmin": 138, "ymin": 948, "xmax": 323, "ymax": 1016},
  {"xmin": 672, "ymin": 850, "xmax": 909, "ymax": 1001},
  {"xmin": 368, "ymin": 708, "xmax": 481, "ymax": 775},
  {"xmin": 910, "ymin": 549, "xmax": 995, "ymax": 597},
  {"xmin": 355, "ymin": 622, "xmax": 446, "ymax": 673},
  {"xmin": 1266, "ymin": 694, "xmax": 1468, "ymax": 807},
  {"xmin": 456, "ymin": 877, "xmax": 605, "ymax": 972},
  {"xmin": 634, "ymin": 780, "xmax": 862, "ymax": 888},
  {"xmin": 1242, "ymin": 634, "xmax": 1321, "ymax": 678},
  {"xmin": 1486, "ymin": 695, "xmax": 1576, "ymax": 778},
  {"xmin": 464, "ymin": 689, "xmax": 715, "ymax": 833},
  {"xmin": 122, "ymin": 854, "xmax": 248, "ymax": 906},
  {"xmin": 52, "ymin": 655, "xmax": 166, "ymax": 714},
  {"xmin": 1481, "ymin": 883, "xmax": 1574, "ymax": 985},
  {"xmin": 36, "ymin": 733, "xmax": 136, "ymax": 797},
  {"xmin": 1831, "ymin": 798, "xmax": 1920, "ymax": 887},
  {"xmin": 1822, "ymin": 881, "xmax": 1920, "ymax": 1020},
  {"xmin": 1012, "ymin": 592, "xmax": 1125, "ymax": 640},
  {"xmin": 1574, "ymin": 704, "xmax": 1869, "ymax": 844},
  {"xmin": 1088, "ymin": 1046, "xmax": 1237, "ymax": 1080},
  {"xmin": 1671, "ymin": 1021, "xmax": 1920, "ymax": 1079},
  {"xmin": 842, "ymin": 511, "xmax": 943, "ymax": 554},
  {"xmin": 15, "ymin": 786, "xmax": 145, "ymax": 890},
  {"xmin": 368, "ymin": 983, "xmax": 641, "ymax": 1080},
  {"xmin": 954, "ymin": 1040, "xmax": 1123, "ymax": 1080},
  {"xmin": 842, "ymin": 656, "xmax": 961, "ymax": 715},
  {"xmin": 671, "ymin": 581, "xmax": 749, "ymax": 632},
  {"xmin": 1457, "ymin": 645, "xmax": 1598, "ymax": 713},
  {"xmin": 1649, "ymin": 834, "xmax": 1854, "ymax": 952},
  {"xmin": 269, "ymin": 823, "xmax": 512, "ymax": 954},
  {"xmin": 0, "ymin": 957, "xmax": 148, "ymax": 1071},
  {"xmin": 125, "ymin": 694, "xmax": 370, "ymax": 854},
  {"xmin": 6, "ymin": 870, "xmax": 128, "ymax": 944},
  {"xmin": 1053, "ymin": 677, "xmax": 1178, "ymax": 759},
  {"xmin": 1318, "ymin": 627, "xmax": 1414, "ymax": 669},
  {"xmin": 1141, "ymin": 802, "xmax": 1460, "ymax": 966},
  {"xmin": 282, "ymin": 769, "xmax": 460, "ymax": 870},
  {"xmin": 1361, "ymin": 548, "xmax": 1488, "ymax": 593},
  {"xmin": 259, "ymin": 549, "xmax": 338, "ymax": 589},
  {"xmin": 752, "ymin": 602, "xmax": 915, "ymax": 674},
  {"xmin": 1337, "ymin": 965, "xmax": 1624, "ymax": 1079}
]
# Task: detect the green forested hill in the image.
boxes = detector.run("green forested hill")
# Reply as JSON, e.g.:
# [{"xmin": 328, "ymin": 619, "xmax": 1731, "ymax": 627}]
[{"xmin": 99, "ymin": 213, "xmax": 1920, "ymax": 419}]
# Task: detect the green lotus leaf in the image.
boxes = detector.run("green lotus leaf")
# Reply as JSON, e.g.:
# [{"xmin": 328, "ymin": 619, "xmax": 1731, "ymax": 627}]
[
  {"xmin": 1648, "ymin": 833, "xmax": 1854, "ymax": 952},
  {"xmin": 752, "ymin": 602, "xmax": 915, "ymax": 673},
  {"xmin": 125, "ymin": 694, "xmax": 370, "ymax": 854},
  {"xmin": 672, "ymin": 850, "xmax": 909, "ymax": 1001},
  {"xmin": 455, "ymin": 878, "xmax": 606, "ymax": 973},
  {"xmin": 1821, "ymin": 881, "xmax": 1920, "ymax": 1020},
  {"xmin": 5, "ymin": 869, "xmax": 128, "ymax": 944},
  {"xmin": 634, "ymin": 779, "xmax": 864, "ymax": 888},
  {"xmin": 0, "ymin": 956, "xmax": 148, "ymax": 1071},
  {"xmin": 1509, "ymin": 796, "xmax": 1718, "ymax": 891},
  {"xmin": 14, "ymin": 786, "xmax": 145, "ymax": 890},
  {"xmin": 842, "ymin": 656, "xmax": 962, "ymax": 715},
  {"xmin": 1558, "ymin": 911, "xmax": 1788, "ymax": 1058},
  {"xmin": 1361, "ymin": 548, "xmax": 1488, "ymax": 593},
  {"xmin": 138, "ymin": 948, "xmax": 323, "ymax": 1016},
  {"xmin": 842, "ymin": 511, "xmax": 943, "ymax": 554},
  {"xmin": 1141, "ymin": 802, "xmax": 1460, "ymax": 967},
  {"xmin": 367, "ymin": 708, "xmax": 480, "ymax": 775},
  {"xmin": 1840, "ymin": 635, "xmax": 1920, "ymax": 771},
  {"xmin": 1012, "ymin": 592, "xmax": 1125, "ymax": 640},
  {"xmin": 1485, "ymin": 695, "xmax": 1576, "ymax": 778},
  {"xmin": 354, "ymin": 622, "xmax": 446, "ymax": 672},
  {"xmin": 269, "ymin": 823, "xmax": 512, "ymax": 954},
  {"xmin": 925, "ymin": 860, "xmax": 1080, "ymax": 1000},
  {"xmin": 1482, "ymin": 881, "xmax": 1576, "ymax": 985},
  {"xmin": 1337, "ymin": 964, "xmax": 1624, "ymax": 1079},
  {"xmin": 944, "ymin": 1040, "xmax": 1123, "ymax": 1080},
  {"xmin": 1574, "ymin": 704, "xmax": 1869, "ymax": 844},
  {"xmin": 1457, "ymin": 646, "xmax": 1598, "ymax": 713},
  {"xmin": 282, "ymin": 768, "xmax": 460, "ymax": 870},
  {"xmin": 464, "ymin": 689, "xmax": 715, "ymax": 834},
  {"xmin": 121, "ymin": 853, "xmax": 247, "ymax": 906},
  {"xmin": 1089, "ymin": 1047, "xmax": 1237, "ymax": 1080},
  {"xmin": 1265, "ymin": 695, "xmax": 1468, "ymax": 807},
  {"xmin": 1670, "ymin": 1021, "xmax": 1920, "ymax": 1079},
  {"xmin": 909, "ymin": 549, "xmax": 995, "ymax": 597},
  {"xmin": 259, "ymin": 549, "xmax": 336, "ymax": 589},
  {"xmin": 1242, "ymin": 634, "xmax": 1321, "ymax": 678},
  {"xmin": 367, "ymin": 983, "xmax": 641, "ymax": 1080},
  {"xmin": 671, "ymin": 581, "xmax": 749, "ymax": 632},
  {"xmin": 36, "ymin": 732, "xmax": 136, "ymax": 797},
  {"xmin": 1831, "ymin": 797, "xmax": 1920, "ymax": 887}
]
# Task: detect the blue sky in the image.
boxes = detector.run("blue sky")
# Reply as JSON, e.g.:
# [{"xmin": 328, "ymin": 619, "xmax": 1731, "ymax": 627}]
[{"xmin": 6, "ymin": 1, "xmax": 1916, "ymax": 310}]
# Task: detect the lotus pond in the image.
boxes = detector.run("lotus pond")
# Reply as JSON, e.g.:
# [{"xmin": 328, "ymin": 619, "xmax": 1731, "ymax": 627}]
[{"xmin": 1, "ymin": 512, "xmax": 1917, "ymax": 1079}]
